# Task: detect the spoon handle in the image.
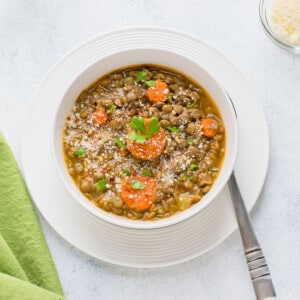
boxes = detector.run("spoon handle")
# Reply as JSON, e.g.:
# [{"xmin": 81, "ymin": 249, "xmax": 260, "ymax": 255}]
[{"xmin": 228, "ymin": 172, "xmax": 276, "ymax": 300}]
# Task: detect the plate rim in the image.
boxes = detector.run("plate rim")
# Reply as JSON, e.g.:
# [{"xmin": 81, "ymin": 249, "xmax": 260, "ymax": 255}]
[{"xmin": 21, "ymin": 26, "xmax": 269, "ymax": 268}]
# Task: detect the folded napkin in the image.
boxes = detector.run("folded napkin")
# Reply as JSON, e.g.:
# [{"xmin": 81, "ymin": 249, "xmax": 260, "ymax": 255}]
[{"xmin": 0, "ymin": 133, "xmax": 66, "ymax": 300}]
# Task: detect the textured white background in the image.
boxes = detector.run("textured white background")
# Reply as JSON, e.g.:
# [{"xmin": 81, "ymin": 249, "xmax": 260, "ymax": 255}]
[{"xmin": 0, "ymin": 1, "xmax": 299, "ymax": 299}]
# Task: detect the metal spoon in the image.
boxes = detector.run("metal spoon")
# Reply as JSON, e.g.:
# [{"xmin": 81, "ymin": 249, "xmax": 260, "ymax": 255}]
[{"xmin": 228, "ymin": 172, "xmax": 276, "ymax": 300}]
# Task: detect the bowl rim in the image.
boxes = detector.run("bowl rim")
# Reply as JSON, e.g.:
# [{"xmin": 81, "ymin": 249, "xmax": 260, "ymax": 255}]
[
  {"xmin": 51, "ymin": 47, "xmax": 239, "ymax": 230},
  {"xmin": 259, "ymin": 0, "xmax": 300, "ymax": 54}
]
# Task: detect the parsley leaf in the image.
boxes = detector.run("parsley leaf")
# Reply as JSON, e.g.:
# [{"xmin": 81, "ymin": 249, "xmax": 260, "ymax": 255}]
[
  {"xmin": 106, "ymin": 104, "xmax": 115, "ymax": 114},
  {"xmin": 129, "ymin": 116, "xmax": 146, "ymax": 133},
  {"xmin": 128, "ymin": 132, "xmax": 147, "ymax": 144},
  {"xmin": 178, "ymin": 173, "xmax": 186, "ymax": 181},
  {"xmin": 166, "ymin": 126, "xmax": 180, "ymax": 133},
  {"xmin": 147, "ymin": 117, "xmax": 160, "ymax": 136},
  {"xmin": 189, "ymin": 164, "xmax": 199, "ymax": 171},
  {"xmin": 146, "ymin": 80, "xmax": 155, "ymax": 87},
  {"xmin": 168, "ymin": 93, "xmax": 173, "ymax": 103},
  {"xmin": 187, "ymin": 102, "xmax": 196, "ymax": 108},
  {"xmin": 130, "ymin": 179, "xmax": 146, "ymax": 190},
  {"xmin": 210, "ymin": 166, "xmax": 219, "ymax": 172},
  {"xmin": 128, "ymin": 116, "xmax": 160, "ymax": 144},
  {"xmin": 142, "ymin": 169, "xmax": 154, "ymax": 177},
  {"xmin": 114, "ymin": 137, "xmax": 126, "ymax": 149},
  {"xmin": 97, "ymin": 179, "xmax": 106, "ymax": 191},
  {"xmin": 186, "ymin": 137, "xmax": 194, "ymax": 145},
  {"xmin": 135, "ymin": 71, "xmax": 147, "ymax": 83},
  {"xmin": 74, "ymin": 147, "xmax": 87, "ymax": 157},
  {"xmin": 122, "ymin": 169, "xmax": 131, "ymax": 176}
]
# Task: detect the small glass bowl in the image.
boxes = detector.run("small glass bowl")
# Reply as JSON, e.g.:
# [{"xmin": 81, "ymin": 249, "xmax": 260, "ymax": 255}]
[{"xmin": 259, "ymin": 0, "xmax": 300, "ymax": 54}]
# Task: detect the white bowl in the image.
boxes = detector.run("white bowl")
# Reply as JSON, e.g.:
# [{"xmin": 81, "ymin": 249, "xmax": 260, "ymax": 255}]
[
  {"xmin": 23, "ymin": 28, "xmax": 269, "ymax": 266},
  {"xmin": 52, "ymin": 48, "xmax": 238, "ymax": 230}
]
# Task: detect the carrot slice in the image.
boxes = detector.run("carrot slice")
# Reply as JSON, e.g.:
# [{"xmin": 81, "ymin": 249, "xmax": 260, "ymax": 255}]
[
  {"xmin": 201, "ymin": 117, "xmax": 219, "ymax": 137},
  {"xmin": 146, "ymin": 80, "xmax": 170, "ymax": 102},
  {"xmin": 121, "ymin": 176, "xmax": 157, "ymax": 211},
  {"xmin": 126, "ymin": 118, "xmax": 167, "ymax": 160},
  {"xmin": 92, "ymin": 108, "xmax": 107, "ymax": 125}
]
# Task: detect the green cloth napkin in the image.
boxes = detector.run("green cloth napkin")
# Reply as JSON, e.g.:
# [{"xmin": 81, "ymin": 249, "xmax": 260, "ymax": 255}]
[{"xmin": 0, "ymin": 133, "xmax": 66, "ymax": 300}]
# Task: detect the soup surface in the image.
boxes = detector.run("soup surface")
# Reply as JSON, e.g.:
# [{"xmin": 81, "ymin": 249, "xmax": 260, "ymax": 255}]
[{"xmin": 63, "ymin": 65, "xmax": 225, "ymax": 220}]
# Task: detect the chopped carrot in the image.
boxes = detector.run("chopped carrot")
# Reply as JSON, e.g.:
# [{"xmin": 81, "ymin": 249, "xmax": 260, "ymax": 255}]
[
  {"xmin": 92, "ymin": 108, "xmax": 107, "ymax": 125},
  {"xmin": 201, "ymin": 117, "xmax": 219, "ymax": 137},
  {"xmin": 126, "ymin": 119, "xmax": 167, "ymax": 160},
  {"xmin": 146, "ymin": 80, "xmax": 170, "ymax": 102},
  {"xmin": 121, "ymin": 176, "xmax": 157, "ymax": 211}
]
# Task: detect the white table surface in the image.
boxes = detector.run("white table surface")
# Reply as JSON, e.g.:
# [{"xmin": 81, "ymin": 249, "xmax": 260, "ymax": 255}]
[{"xmin": 1, "ymin": 1, "xmax": 299, "ymax": 299}]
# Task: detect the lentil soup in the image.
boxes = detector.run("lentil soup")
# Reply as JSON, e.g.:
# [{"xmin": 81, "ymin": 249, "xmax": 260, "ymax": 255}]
[{"xmin": 63, "ymin": 65, "xmax": 225, "ymax": 221}]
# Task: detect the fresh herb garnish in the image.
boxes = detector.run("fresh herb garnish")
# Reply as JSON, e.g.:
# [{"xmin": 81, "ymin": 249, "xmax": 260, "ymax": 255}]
[
  {"xmin": 189, "ymin": 164, "xmax": 199, "ymax": 171},
  {"xmin": 142, "ymin": 169, "xmax": 154, "ymax": 177},
  {"xmin": 166, "ymin": 126, "xmax": 180, "ymax": 133},
  {"xmin": 97, "ymin": 178, "xmax": 107, "ymax": 191},
  {"xmin": 128, "ymin": 116, "xmax": 160, "ymax": 144},
  {"xmin": 168, "ymin": 93, "xmax": 173, "ymax": 103},
  {"xmin": 210, "ymin": 166, "xmax": 219, "ymax": 172},
  {"xmin": 178, "ymin": 173, "xmax": 186, "ymax": 181},
  {"xmin": 135, "ymin": 71, "xmax": 147, "ymax": 83},
  {"xmin": 122, "ymin": 169, "xmax": 131, "ymax": 176},
  {"xmin": 148, "ymin": 117, "xmax": 160, "ymax": 136},
  {"xmin": 146, "ymin": 80, "xmax": 155, "ymax": 87},
  {"xmin": 106, "ymin": 104, "xmax": 115, "ymax": 114},
  {"xmin": 129, "ymin": 116, "xmax": 146, "ymax": 133},
  {"xmin": 74, "ymin": 147, "xmax": 87, "ymax": 157},
  {"xmin": 187, "ymin": 102, "xmax": 196, "ymax": 108},
  {"xmin": 128, "ymin": 132, "xmax": 147, "ymax": 144},
  {"xmin": 186, "ymin": 137, "xmax": 194, "ymax": 145},
  {"xmin": 130, "ymin": 179, "xmax": 146, "ymax": 190},
  {"xmin": 114, "ymin": 137, "xmax": 126, "ymax": 149}
]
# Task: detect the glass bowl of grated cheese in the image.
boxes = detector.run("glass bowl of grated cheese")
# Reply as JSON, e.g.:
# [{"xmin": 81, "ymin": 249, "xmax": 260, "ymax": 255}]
[{"xmin": 259, "ymin": 0, "xmax": 300, "ymax": 53}]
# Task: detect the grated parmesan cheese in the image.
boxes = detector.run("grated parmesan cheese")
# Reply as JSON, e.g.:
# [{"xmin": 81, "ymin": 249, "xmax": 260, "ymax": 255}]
[{"xmin": 271, "ymin": 0, "xmax": 300, "ymax": 45}]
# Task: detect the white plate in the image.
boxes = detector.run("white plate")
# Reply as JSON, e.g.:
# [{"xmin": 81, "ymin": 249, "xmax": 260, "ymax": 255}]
[{"xmin": 22, "ymin": 28, "xmax": 269, "ymax": 268}]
